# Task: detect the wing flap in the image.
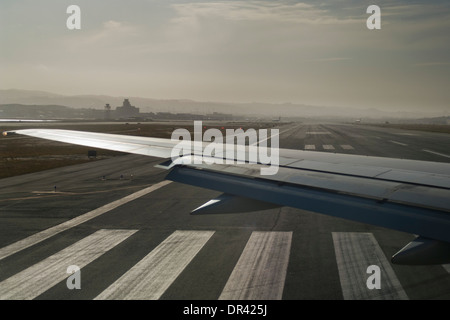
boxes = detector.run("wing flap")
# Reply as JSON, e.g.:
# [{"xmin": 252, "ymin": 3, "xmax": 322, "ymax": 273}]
[
  {"xmin": 166, "ymin": 165, "xmax": 450, "ymax": 244},
  {"xmin": 173, "ymin": 160, "xmax": 450, "ymax": 214}
]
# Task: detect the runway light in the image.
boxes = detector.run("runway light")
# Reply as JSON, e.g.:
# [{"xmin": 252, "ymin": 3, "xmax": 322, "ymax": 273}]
[{"xmin": 2, "ymin": 131, "xmax": 7, "ymax": 136}]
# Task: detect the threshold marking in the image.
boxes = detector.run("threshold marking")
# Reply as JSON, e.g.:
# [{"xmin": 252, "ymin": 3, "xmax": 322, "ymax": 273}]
[
  {"xmin": 95, "ymin": 230, "xmax": 214, "ymax": 300},
  {"xmin": 219, "ymin": 231, "xmax": 292, "ymax": 300},
  {"xmin": 0, "ymin": 229, "xmax": 137, "ymax": 300},
  {"xmin": 332, "ymin": 232, "xmax": 408, "ymax": 300}
]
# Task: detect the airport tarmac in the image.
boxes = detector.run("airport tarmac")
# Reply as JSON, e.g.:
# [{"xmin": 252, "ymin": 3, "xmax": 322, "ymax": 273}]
[{"xmin": 0, "ymin": 122, "xmax": 449, "ymax": 300}]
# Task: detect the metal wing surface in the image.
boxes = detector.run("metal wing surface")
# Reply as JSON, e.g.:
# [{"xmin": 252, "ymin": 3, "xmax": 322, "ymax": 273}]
[{"xmin": 5, "ymin": 128, "xmax": 450, "ymax": 264}]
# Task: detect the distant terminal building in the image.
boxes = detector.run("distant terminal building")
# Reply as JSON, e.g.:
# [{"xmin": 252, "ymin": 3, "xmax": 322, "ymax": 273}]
[{"xmin": 115, "ymin": 99, "xmax": 140, "ymax": 118}]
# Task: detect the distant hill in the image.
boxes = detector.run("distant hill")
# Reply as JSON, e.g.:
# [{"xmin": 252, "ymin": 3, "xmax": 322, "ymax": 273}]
[
  {"xmin": 0, "ymin": 89, "xmax": 444, "ymax": 120},
  {"xmin": 0, "ymin": 103, "xmax": 101, "ymax": 119}
]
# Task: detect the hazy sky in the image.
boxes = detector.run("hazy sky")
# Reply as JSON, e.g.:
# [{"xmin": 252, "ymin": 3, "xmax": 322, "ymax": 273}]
[{"xmin": 1, "ymin": 0, "xmax": 449, "ymax": 113}]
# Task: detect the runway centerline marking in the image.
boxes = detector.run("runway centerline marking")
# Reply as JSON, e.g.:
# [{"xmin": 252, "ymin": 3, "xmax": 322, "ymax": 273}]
[
  {"xmin": 0, "ymin": 180, "xmax": 172, "ymax": 261},
  {"xmin": 306, "ymin": 132, "xmax": 331, "ymax": 135},
  {"xmin": 219, "ymin": 231, "xmax": 292, "ymax": 300},
  {"xmin": 395, "ymin": 133, "xmax": 419, "ymax": 136},
  {"xmin": 422, "ymin": 149, "xmax": 450, "ymax": 159},
  {"xmin": 389, "ymin": 140, "xmax": 408, "ymax": 146},
  {"xmin": 0, "ymin": 229, "xmax": 137, "ymax": 300},
  {"xmin": 332, "ymin": 232, "xmax": 408, "ymax": 300},
  {"xmin": 95, "ymin": 230, "xmax": 214, "ymax": 300}
]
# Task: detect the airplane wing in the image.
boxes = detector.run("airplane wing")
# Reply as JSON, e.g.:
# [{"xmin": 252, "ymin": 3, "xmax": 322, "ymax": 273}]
[{"xmin": 4, "ymin": 128, "xmax": 450, "ymax": 265}]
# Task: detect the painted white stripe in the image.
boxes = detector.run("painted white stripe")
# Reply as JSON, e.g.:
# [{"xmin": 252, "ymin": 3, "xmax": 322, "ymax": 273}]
[
  {"xmin": 304, "ymin": 144, "xmax": 315, "ymax": 150},
  {"xmin": 219, "ymin": 231, "xmax": 292, "ymax": 300},
  {"xmin": 332, "ymin": 232, "xmax": 408, "ymax": 300},
  {"xmin": 251, "ymin": 126, "xmax": 290, "ymax": 146},
  {"xmin": 340, "ymin": 145, "xmax": 354, "ymax": 150},
  {"xmin": 0, "ymin": 229, "xmax": 137, "ymax": 300},
  {"xmin": 0, "ymin": 180, "xmax": 172, "ymax": 261},
  {"xmin": 442, "ymin": 264, "xmax": 450, "ymax": 273},
  {"xmin": 322, "ymin": 145, "xmax": 335, "ymax": 150},
  {"xmin": 95, "ymin": 230, "xmax": 214, "ymax": 300},
  {"xmin": 422, "ymin": 149, "xmax": 450, "ymax": 159},
  {"xmin": 389, "ymin": 140, "xmax": 408, "ymax": 146},
  {"xmin": 395, "ymin": 133, "xmax": 419, "ymax": 136}
]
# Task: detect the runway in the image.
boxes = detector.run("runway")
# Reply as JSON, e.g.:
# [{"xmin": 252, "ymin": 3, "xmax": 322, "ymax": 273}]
[{"xmin": 0, "ymin": 122, "xmax": 449, "ymax": 300}]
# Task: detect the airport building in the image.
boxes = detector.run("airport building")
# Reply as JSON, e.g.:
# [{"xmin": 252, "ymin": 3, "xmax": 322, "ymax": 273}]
[{"xmin": 114, "ymin": 99, "xmax": 140, "ymax": 118}]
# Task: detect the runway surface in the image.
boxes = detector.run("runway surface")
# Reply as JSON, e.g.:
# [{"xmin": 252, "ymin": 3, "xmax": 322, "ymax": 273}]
[{"xmin": 1, "ymin": 122, "xmax": 450, "ymax": 300}]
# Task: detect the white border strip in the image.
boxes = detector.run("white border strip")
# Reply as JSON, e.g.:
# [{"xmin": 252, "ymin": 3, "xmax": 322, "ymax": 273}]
[{"xmin": 0, "ymin": 180, "xmax": 172, "ymax": 261}]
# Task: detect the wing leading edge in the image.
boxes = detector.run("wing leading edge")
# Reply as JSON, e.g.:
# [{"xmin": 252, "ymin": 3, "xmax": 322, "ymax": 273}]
[{"xmin": 5, "ymin": 128, "xmax": 450, "ymax": 264}]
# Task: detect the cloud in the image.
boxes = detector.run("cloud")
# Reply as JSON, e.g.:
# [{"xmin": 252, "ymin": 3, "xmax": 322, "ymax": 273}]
[
  {"xmin": 1, "ymin": 0, "xmax": 449, "ymax": 111},
  {"xmin": 310, "ymin": 57, "xmax": 352, "ymax": 62},
  {"xmin": 414, "ymin": 62, "xmax": 450, "ymax": 67},
  {"xmin": 170, "ymin": 1, "xmax": 360, "ymax": 26},
  {"xmin": 33, "ymin": 64, "xmax": 51, "ymax": 72},
  {"xmin": 79, "ymin": 20, "xmax": 140, "ymax": 45}
]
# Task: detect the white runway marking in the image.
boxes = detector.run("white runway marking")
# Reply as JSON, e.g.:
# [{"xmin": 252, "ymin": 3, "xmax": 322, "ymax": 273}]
[
  {"xmin": 395, "ymin": 133, "xmax": 419, "ymax": 136},
  {"xmin": 306, "ymin": 132, "xmax": 331, "ymax": 135},
  {"xmin": 95, "ymin": 230, "xmax": 214, "ymax": 300},
  {"xmin": 0, "ymin": 229, "xmax": 137, "ymax": 300},
  {"xmin": 219, "ymin": 231, "xmax": 292, "ymax": 300},
  {"xmin": 322, "ymin": 145, "xmax": 335, "ymax": 150},
  {"xmin": 442, "ymin": 264, "xmax": 450, "ymax": 274},
  {"xmin": 389, "ymin": 140, "xmax": 408, "ymax": 146},
  {"xmin": 304, "ymin": 145, "xmax": 316, "ymax": 150},
  {"xmin": 0, "ymin": 180, "xmax": 172, "ymax": 261},
  {"xmin": 332, "ymin": 232, "xmax": 408, "ymax": 300},
  {"xmin": 422, "ymin": 149, "xmax": 450, "ymax": 159},
  {"xmin": 251, "ymin": 126, "xmax": 292, "ymax": 146},
  {"xmin": 340, "ymin": 145, "xmax": 354, "ymax": 150}
]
